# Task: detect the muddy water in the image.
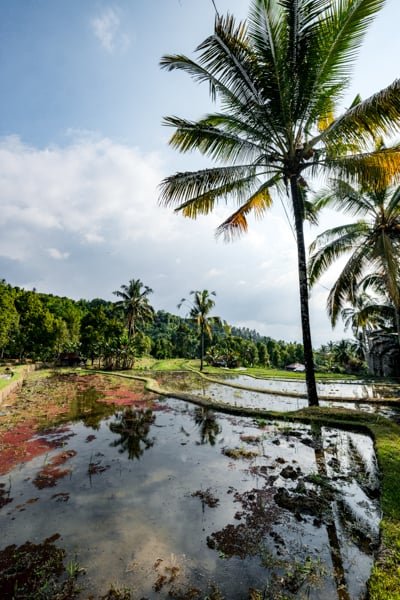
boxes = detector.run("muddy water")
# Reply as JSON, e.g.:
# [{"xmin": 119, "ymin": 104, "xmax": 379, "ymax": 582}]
[{"xmin": 0, "ymin": 373, "xmax": 380, "ymax": 599}]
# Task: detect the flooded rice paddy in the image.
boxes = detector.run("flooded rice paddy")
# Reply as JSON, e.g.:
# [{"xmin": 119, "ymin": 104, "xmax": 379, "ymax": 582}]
[{"xmin": 0, "ymin": 371, "xmax": 387, "ymax": 598}]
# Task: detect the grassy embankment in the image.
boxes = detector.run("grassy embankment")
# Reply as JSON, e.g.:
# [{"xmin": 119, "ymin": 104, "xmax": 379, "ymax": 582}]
[{"xmin": 0, "ymin": 365, "xmax": 30, "ymax": 392}]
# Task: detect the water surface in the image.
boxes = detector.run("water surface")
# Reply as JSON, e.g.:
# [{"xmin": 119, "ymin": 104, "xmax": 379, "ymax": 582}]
[{"xmin": 0, "ymin": 373, "xmax": 381, "ymax": 599}]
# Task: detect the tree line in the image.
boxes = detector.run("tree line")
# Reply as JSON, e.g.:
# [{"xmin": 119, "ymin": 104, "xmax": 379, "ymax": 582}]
[
  {"xmin": 0, "ymin": 277, "xmax": 372, "ymax": 374},
  {"xmin": 0, "ymin": 278, "xmax": 305, "ymax": 370}
]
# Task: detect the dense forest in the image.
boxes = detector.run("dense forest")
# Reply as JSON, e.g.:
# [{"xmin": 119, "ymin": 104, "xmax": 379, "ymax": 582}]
[{"xmin": 0, "ymin": 278, "xmax": 364, "ymax": 373}]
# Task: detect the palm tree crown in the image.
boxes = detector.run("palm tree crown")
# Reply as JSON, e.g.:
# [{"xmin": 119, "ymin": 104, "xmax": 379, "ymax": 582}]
[
  {"xmin": 113, "ymin": 279, "xmax": 154, "ymax": 339},
  {"xmin": 159, "ymin": 0, "xmax": 400, "ymax": 406},
  {"xmin": 309, "ymin": 181, "xmax": 400, "ymax": 332},
  {"xmin": 178, "ymin": 290, "xmax": 220, "ymax": 371}
]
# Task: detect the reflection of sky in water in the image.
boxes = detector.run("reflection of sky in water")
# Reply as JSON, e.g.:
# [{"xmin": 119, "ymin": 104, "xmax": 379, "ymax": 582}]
[
  {"xmin": 189, "ymin": 378, "xmax": 400, "ymax": 420},
  {"xmin": 208, "ymin": 374, "xmax": 400, "ymax": 400},
  {"xmin": 0, "ymin": 391, "xmax": 380, "ymax": 600}
]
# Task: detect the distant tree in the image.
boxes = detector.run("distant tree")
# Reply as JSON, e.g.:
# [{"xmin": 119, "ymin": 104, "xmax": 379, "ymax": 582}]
[
  {"xmin": 80, "ymin": 305, "xmax": 124, "ymax": 366},
  {"xmin": 256, "ymin": 342, "xmax": 269, "ymax": 367},
  {"xmin": 0, "ymin": 282, "xmax": 19, "ymax": 357},
  {"xmin": 152, "ymin": 336, "xmax": 174, "ymax": 359},
  {"xmin": 113, "ymin": 279, "xmax": 155, "ymax": 339},
  {"xmin": 172, "ymin": 320, "xmax": 198, "ymax": 358},
  {"xmin": 12, "ymin": 290, "xmax": 59, "ymax": 359},
  {"xmin": 178, "ymin": 290, "xmax": 220, "ymax": 371}
]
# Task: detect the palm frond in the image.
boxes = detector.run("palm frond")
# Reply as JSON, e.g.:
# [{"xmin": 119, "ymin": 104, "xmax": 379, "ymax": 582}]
[
  {"xmin": 196, "ymin": 14, "xmax": 261, "ymax": 105},
  {"xmin": 163, "ymin": 115, "xmax": 269, "ymax": 163},
  {"xmin": 216, "ymin": 177, "xmax": 276, "ymax": 240},
  {"xmin": 324, "ymin": 145, "xmax": 400, "ymax": 189},
  {"xmin": 322, "ymin": 78, "xmax": 400, "ymax": 147},
  {"xmin": 327, "ymin": 246, "xmax": 372, "ymax": 325},
  {"xmin": 308, "ymin": 221, "xmax": 369, "ymax": 285},
  {"xmin": 313, "ymin": 179, "xmax": 375, "ymax": 215},
  {"xmin": 159, "ymin": 165, "xmax": 261, "ymax": 210}
]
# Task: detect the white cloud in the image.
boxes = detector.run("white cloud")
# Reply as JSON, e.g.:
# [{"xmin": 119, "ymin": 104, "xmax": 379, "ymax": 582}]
[
  {"xmin": 206, "ymin": 267, "xmax": 222, "ymax": 278},
  {"xmin": 47, "ymin": 248, "xmax": 70, "ymax": 260},
  {"xmin": 0, "ymin": 133, "xmax": 347, "ymax": 345},
  {"xmin": 90, "ymin": 7, "xmax": 130, "ymax": 53}
]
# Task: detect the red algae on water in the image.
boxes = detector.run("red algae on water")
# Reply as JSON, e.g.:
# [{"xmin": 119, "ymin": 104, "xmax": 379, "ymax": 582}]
[
  {"xmin": 0, "ymin": 421, "xmax": 55, "ymax": 476},
  {"xmin": 32, "ymin": 450, "xmax": 77, "ymax": 489},
  {"xmin": 99, "ymin": 388, "xmax": 153, "ymax": 407}
]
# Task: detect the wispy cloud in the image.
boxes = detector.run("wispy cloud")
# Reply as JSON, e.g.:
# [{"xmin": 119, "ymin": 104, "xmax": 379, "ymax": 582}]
[
  {"xmin": 90, "ymin": 7, "xmax": 130, "ymax": 53},
  {"xmin": 47, "ymin": 248, "xmax": 70, "ymax": 260}
]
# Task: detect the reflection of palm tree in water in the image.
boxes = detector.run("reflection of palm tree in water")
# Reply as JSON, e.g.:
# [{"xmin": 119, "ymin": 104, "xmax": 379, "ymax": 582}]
[
  {"xmin": 194, "ymin": 407, "xmax": 221, "ymax": 446},
  {"xmin": 109, "ymin": 408, "xmax": 155, "ymax": 460},
  {"xmin": 311, "ymin": 423, "xmax": 350, "ymax": 600}
]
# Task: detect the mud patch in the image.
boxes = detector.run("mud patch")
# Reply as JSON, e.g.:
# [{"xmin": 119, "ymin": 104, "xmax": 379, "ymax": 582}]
[
  {"xmin": 223, "ymin": 447, "xmax": 259, "ymax": 460},
  {"xmin": 0, "ymin": 534, "xmax": 80, "ymax": 599},
  {"xmin": 207, "ymin": 487, "xmax": 278, "ymax": 558},
  {"xmin": 191, "ymin": 488, "xmax": 219, "ymax": 508}
]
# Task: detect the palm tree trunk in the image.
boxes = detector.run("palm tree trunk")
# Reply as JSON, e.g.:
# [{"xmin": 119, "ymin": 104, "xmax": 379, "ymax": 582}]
[
  {"xmin": 395, "ymin": 307, "xmax": 400, "ymax": 348},
  {"xmin": 290, "ymin": 176, "xmax": 319, "ymax": 407},
  {"xmin": 200, "ymin": 325, "xmax": 204, "ymax": 371}
]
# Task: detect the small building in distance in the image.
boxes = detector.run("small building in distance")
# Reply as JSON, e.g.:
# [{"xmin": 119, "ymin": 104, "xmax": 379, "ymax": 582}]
[{"xmin": 285, "ymin": 362, "xmax": 305, "ymax": 372}]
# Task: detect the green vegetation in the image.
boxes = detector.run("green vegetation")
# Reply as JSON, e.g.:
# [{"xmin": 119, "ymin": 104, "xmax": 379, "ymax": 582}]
[
  {"xmin": 309, "ymin": 179, "xmax": 400, "ymax": 352},
  {"xmin": 0, "ymin": 365, "xmax": 29, "ymax": 391},
  {"xmin": 1, "ymin": 279, "xmax": 367, "ymax": 377},
  {"xmin": 178, "ymin": 289, "xmax": 220, "ymax": 371}
]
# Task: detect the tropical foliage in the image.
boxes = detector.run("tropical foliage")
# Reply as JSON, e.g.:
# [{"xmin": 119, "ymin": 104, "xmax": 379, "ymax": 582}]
[
  {"xmin": 113, "ymin": 279, "xmax": 155, "ymax": 339},
  {"xmin": 309, "ymin": 180, "xmax": 400, "ymax": 359},
  {"xmin": 0, "ymin": 279, "xmax": 309, "ymax": 372}
]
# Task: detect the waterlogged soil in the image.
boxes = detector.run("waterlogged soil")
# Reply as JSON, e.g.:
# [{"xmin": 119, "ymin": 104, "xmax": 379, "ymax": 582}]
[
  {"xmin": 0, "ymin": 371, "xmax": 381, "ymax": 599},
  {"xmin": 164, "ymin": 371, "xmax": 400, "ymax": 419}
]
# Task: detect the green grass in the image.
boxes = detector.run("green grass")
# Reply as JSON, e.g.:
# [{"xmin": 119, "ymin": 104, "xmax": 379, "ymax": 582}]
[
  {"xmin": 134, "ymin": 357, "xmax": 191, "ymax": 371},
  {"xmin": 0, "ymin": 365, "xmax": 27, "ymax": 391},
  {"xmin": 132, "ymin": 358, "xmax": 360, "ymax": 380}
]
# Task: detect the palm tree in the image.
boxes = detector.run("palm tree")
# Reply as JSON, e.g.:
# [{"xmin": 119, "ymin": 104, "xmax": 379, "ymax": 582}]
[
  {"xmin": 309, "ymin": 181, "xmax": 400, "ymax": 344},
  {"xmin": 113, "ymin": 279, "xmax": 154, "ymax": 339},
  {"xmin": 178, "ymin": 289, "xmax": 220, "ymax": 371},
  {"xmin": 341, "ymin": 290, "xmax": 384, "ymax": 359},
  {"xmin": 159, "ymin": 0, "xmax": 400, "ymax": 407}
]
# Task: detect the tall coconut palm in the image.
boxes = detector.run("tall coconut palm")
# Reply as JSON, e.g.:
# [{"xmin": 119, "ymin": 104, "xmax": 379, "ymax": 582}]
[
  {"xmin": 113, "ymin": 279, "xmax": 154, "ymax": 339},
  {"xmin": 309, "ymin": 181, "xmax": 400, "ymax": 345},
  {"xmin": 178, "ymin": 290, "xmax": 220, "ymax": 371},
  {"xmin": 159, "ymin": 0, "xmax": 400, "ymax": 406}
]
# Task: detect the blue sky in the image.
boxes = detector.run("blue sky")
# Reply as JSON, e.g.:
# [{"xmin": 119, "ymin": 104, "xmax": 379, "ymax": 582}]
[{"xmin": 0, "ymin": 0, "xmax": 399, "ymax": 345}]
